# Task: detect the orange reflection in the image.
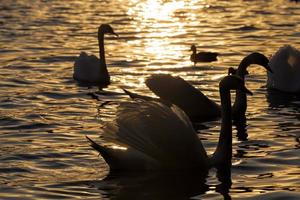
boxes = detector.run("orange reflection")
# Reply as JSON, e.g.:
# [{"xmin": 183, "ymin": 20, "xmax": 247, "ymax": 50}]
[
  {"xmin": 128, "ymin": 0, "xmax": 185, "ymax": 21},
  {"xmin": 128, "ymin": 0, "xmax": 188, "ymax": 65}
]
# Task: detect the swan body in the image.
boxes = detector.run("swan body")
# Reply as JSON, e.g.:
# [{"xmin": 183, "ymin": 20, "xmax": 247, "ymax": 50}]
[
  {"xmin": 124, "ymin": 53, "xmax": 271, "ymax": 122},
  {"xmin": 190, "ymin": 45, "xmax": 218, "ymax": 65},
  {"xmin": 73, "ymin": 24, "xmax": 118, "ymax": 86},
  {"xmin": 267, "ymin": 45, "xmax": 300, "ymax": 93},
  {"xmin": 87, "ymin": 75, "xmax": 252, "ymax": 171}
]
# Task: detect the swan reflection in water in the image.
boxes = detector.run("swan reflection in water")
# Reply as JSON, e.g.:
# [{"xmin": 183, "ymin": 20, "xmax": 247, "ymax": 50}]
[
  {"xmin": 89, "ymin": 166, "xmax": 232, "ymax": 200},
  {"xmin": 266, "ymin": 89, "xmax": 300, "ymax": 134},
  {"xmin": 266, "ymin": 89, "xmax": 300, "ymax": 109}
]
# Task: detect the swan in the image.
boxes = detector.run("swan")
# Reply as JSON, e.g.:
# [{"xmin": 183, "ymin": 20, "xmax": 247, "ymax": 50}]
[
  {"xmin": 267, "ymin": 45, "xmax": 300, "ymax": 93},
  {"xmin": 73, "ymin": 24, "xmax": 118, "ymax": 86},
  {"xmin": 124, "ymin": 52, "xmax": 271, "ymax": 122},
  {"xmin": 190, "ymin": 44, "xmax": 218, "ymax": 66},
  {"xmin": 86, "ymin": 75, "xmax": 252, "ymax": 171}
]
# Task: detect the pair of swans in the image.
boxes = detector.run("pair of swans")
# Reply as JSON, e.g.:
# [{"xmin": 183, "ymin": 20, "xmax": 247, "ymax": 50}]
[
  {"xmin": 124, "ymin": 52, "xmax": 271, "ymax": 122},
  {"xmin": 73, "ymin": 24, "xmax": 118, "ymax": 86},
  {"xmin": 87, "ymin": 75, "xmax": 252, "ymax": 171},
  {"xmin": 267, "ymin": 45, "xmax": 300, "ymax": 93}
]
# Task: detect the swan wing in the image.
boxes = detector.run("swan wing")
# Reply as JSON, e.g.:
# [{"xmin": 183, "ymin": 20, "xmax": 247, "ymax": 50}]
[
  {"xmin": 100, "ymin": 100, "xmax": 208, "ymax": 169},
  {"xmin": 145, "ymin": 74, "xmax": 220, "ymax": 121},
  {"xmin": 73, "ymin": 52, "xmax": 101, "ymax": 82}
]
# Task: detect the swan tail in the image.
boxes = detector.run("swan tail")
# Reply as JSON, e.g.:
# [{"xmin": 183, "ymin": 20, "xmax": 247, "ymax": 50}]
[
  {"xmin": 86, "ymin": 135, "xmax": 140, "ymax": 170},
  {"xmin": 122, "ymin": 88, "xmax": 154, "ymax": 101},
  {"xmin": 123, "ymin": 88, "xmax": 136, "ymax": 99},
  {"xmin": 86, "ymin": 136, "xmax": 111, "ymax": 162},
  {"xmin": 87, "ymin": 131, "xmax": 167, "ymax": 170}
]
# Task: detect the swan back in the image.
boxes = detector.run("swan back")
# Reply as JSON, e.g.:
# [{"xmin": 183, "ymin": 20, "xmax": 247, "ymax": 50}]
[
  {"xmin": 146, "ymin": 74, "xmax": 220, "ymax": 121},
  {"xmin": 267, "ymin": 45, "xmax": 300, "ymax": 93},
  {"xmin": 89, "ymin": 100, "xmax": 208, "ymax": 170},
  {"xmin": 73, "ymin": 52, "xmax": 107, "ymax": 84}
]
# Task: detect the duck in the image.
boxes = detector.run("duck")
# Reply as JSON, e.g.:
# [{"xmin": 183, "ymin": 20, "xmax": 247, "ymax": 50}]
[
  {"xmin": 73, "ymin": 24, "xmax": 118, "ymax": 86},
  {"xmin": 190, "ymin": 44, "xmax": 218, "ymax": 66},
  {"xmin": 124, "ymin": 52, "xmax": 271, "ymax": 122},
  {"xmin": 267, "ymin": 45, "xmax": 300, "ymax": 93},
  {"xmin": 86, "ymin": 75, "xmax": 252, "ymax": 171}
]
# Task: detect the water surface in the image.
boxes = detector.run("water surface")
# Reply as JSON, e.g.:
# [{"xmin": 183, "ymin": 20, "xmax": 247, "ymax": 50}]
[{"xmin": 1, "ymin": 0, "xmax": 300, "ymax": 199}]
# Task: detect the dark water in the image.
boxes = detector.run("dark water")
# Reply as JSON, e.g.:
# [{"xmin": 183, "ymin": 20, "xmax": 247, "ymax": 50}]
[{"xmin": 1, "ymin": 0, "xmax": 300, "ymax": 199}]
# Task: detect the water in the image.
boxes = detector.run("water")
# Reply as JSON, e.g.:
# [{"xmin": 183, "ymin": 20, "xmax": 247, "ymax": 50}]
[{"xmin": 1, "ymin": 0, "xmax": 300, "ymax": 199}]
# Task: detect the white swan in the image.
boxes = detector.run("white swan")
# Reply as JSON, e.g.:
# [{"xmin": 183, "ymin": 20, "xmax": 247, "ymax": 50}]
[
  {"xmin": 124, "ymin": 52, "xmax": 271, "ymax": 122},
  {"xmin": 86, "ymin": 75, "xmax": 252, "ymax": 171},
  {"xmin": 73, "ymin": 24, "xmax": 118, "ymax": 86},
  {"xmin": 267, "ymin": 45, "xmax": 300, "ymax": 93},
  {"xmin": 190, "ymin": 44, "xmax": 218, "ymax": 66}
]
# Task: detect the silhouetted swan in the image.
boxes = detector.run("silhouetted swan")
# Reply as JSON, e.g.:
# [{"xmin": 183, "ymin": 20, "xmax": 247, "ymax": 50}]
[
  {"xmin": 190, "ymin": 44, "xmax": 218, "ymax": 66},
  {"xmin": 73, "ymin": 24, "xmax": 118, "ymax": 86},
  {"xmin": 87, "ymin": 75, "xmax": 252, "ymax": 171},
  {"xmin": 124, "ymin": 52, "xmax": 271, "ymax": 122},
  {"xmin": 267, "ymin": 45, "xmax": 300, "ymax": 93}
]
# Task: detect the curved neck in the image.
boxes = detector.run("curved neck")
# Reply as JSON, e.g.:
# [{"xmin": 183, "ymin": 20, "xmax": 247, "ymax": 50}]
[
  {"xmin": 233, "ymin": 58, "xmax": 249, "ymax": 119},
  {"xmin": 236, "ymin": 57, "xmax": 250, "ymax": 79},
  {"xmin": 212, "ymin": 89, "xmax": 232, "ymax": 166}
]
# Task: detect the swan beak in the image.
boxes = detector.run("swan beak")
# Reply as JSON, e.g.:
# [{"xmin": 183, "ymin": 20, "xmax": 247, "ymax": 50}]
[
  {"xmin": 112, "ymin": 32, "xmax": 119, "ymax": 37},
  {"xmin": 243, "ymin": 87, "xmax": 253, "ymax": 96}
]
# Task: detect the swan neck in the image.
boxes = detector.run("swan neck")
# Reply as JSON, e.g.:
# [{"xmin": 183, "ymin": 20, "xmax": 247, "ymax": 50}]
[
  {"xmin": 234, "ymin": 58, "xmax": 249, "ymax": 118},
  {"xmin": 232, "ymin": 89, "xmax": 247, "ymax": 119},
  {"xmin": 98, "ymin": 33, "xmax": 106, "ymax": 66},
  {"xmin": 237, "ymin": 59, "xmax": 250, "ymax": 79},
  {"xmin": 213, "ymin": 89, "xmax": 232, "ymax": 166}
]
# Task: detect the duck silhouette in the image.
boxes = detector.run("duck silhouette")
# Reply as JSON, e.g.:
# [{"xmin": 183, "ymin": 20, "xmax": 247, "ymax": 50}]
[{"xmin": 190, "ymin": 44, "xmax": 218, "ymax": 66}]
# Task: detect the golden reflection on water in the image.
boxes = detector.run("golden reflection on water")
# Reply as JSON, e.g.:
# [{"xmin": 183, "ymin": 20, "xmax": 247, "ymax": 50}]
[
  {"xmin": 1, "ymin": 0, "xmax": 300, "ymax": 199},
  {"xmin": 128, "ymin": 0, "xmax": 189, "ymax": 64},
  {"xmin": 128, "ymin": 0, "xmax": 185, "ymax": 21}
]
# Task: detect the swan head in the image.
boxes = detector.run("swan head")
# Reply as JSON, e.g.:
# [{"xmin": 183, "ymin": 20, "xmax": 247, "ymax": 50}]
[
  {"xmin": 219, "ymin": 75, "xmax": 253, "ymax": 95},
  {"xmin": 248, "ymin": 52, "xmax": 272, "ymax": 72},
  {"xmin": 190, "ymin": 45, "xmax": 197, "ymax": 52},
  {"xmin": 239, "ymin": 52, "xmax": 273, "ymax": 76},
  {"xmin": 98, "ymin": 24, "xmax": 118, "ymax": 37}
]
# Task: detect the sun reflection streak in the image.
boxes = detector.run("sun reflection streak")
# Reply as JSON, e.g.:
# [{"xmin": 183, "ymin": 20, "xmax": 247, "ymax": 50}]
[
  {"xmin": 128, "ymin": 0, "xmax": 185, "ymax": 21},
  {"xmin": 127, "ymin": 0, "xmax": 189, "ymax": 65}
]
